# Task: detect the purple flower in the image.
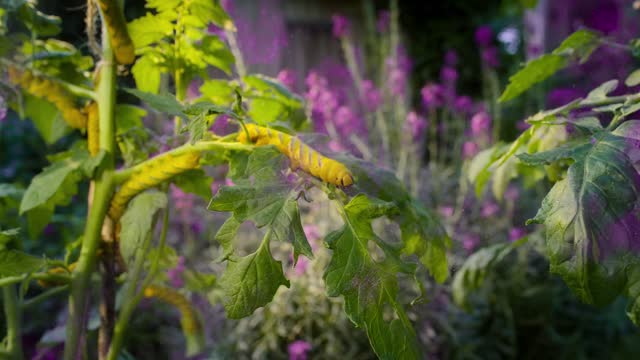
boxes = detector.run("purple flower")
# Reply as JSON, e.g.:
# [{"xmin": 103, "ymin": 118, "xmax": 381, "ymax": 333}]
[
  {"xmin": 438, "ymin": 206, "xmax": 454, "ymax": 218},
  {"xmin": 388, "ymin": 67, "xmax": 407, "ymax": 96},
  {"xmin": 211, "ymin": 114, "xmax": 230, "ymax": 135},
  {"xmin": 0, "ymin": 96, "xmax": 6, "ymax": 122},
  {"xmin": 440, "ymin": 66, "xmax": 458, "ymax": 84},
  {"xmin": 454, "ymin": 96, "xmax": 473, "ymax": 114},
  {"xmin": 481, "ymin": 47, "xmax": 500, "ymax": 68},
  {"xmin": 509, "ymin": 227, "xmax": 527, "ymax": 241},
  {"xmin": 421, "ymin": 83, "xmax": 444, "ymax": 108},
  {"xmin": 277, "ymin": 69, "xmax": 297, "ymax": 90},
  {"xmin": 167, "ymin": 256, "xmax": 186, "ymax": 288},
  {"xmin": 475, "ymin": 25, "xmax": 493, "ymax": 47},
  {"xmin": 481, "ymin": 201, "xmax": 500, "ymax": 218},
  {"xmin": 288, "ymin": 340, "xmax": 312, "ymax": 360},
  {"xmin": 303, "ymin": 224, "xmax": 320, "ymax": 243},
  {"xmin": 377, "ymin": 10, "xmax": 390, "ymax": 33},
  {"xmin": 546, "ymin": 88, "xmax": 582, "ymax": 108},
  {"xmin": 293, "ymin": 256, "xmax": 309, "ymax": 276},
  {"xmin": 405, "ymin": 111, "xmax": 427, "ymax": 140},
  {"xmin": 462, "ymin": 141, "xmax": 479, "ymax": 159},
  {"xmin": 444, "ymin": 50, "xmax": 458, "ymax": 66},
  {"xmin": 332, "ymin": 14, "xmax": 350, "ymax": 38},
  {"xmin": 462, "ymin": 233, "xmax": 480, "ymax": 252},
  {"xmin": 171, "ymin": 186, "xmax": 194, "ymax": 211},
  {"xmin": 190, "ymin": 222, "xmax": 203, "ymax": 235},
  {"xmin": 362, "ymin": 79, "xmax": 382, "ymax": 111},
  {"xmin": 470, "ymin": 111, "xmax": 491, "ymax": 136},
  {"xmin": 504, "ymin": 185, "xmax": 520, "ymax": 201}
]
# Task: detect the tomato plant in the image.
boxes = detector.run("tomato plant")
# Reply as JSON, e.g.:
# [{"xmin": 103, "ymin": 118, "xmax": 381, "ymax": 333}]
[{"xmin": 0, "ymin": 1, "xmax": 448, "ymax": 359}]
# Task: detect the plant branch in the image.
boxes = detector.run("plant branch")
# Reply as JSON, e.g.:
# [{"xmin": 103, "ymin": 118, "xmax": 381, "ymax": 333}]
[
  {"xmin": 2, "ymin": 285, "xmax": 23, "ymax": 360},
  {"xmin": 113, "ymin": 140, "xmax": 254, "ymax": 184},
  {"xmin": 106, "ymin": 229, "xmax": 155, "ymax": 360}
]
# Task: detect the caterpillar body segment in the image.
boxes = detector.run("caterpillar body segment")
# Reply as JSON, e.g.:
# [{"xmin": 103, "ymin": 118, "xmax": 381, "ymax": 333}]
[
  {"xmin": 37, "ymin": 262, "xmax": 77, "ymax": 287},
  {"xmin": 237, "ymin": 124, "xmax": 354, "ymax": 187},
  {"xmin": 86, "ymin": 102, "xmax": 100, "ymax": 156},
  {"xmin": 108, "ymin": 150, "xmax": 201, "ymax": 221},
  {"xmin": 8, "ymin": 66, "xmax": 88, "ymax": 129},
  {"xmin": 143, "ymin": 285, "xmax": 201, "ymax": 334},
  {"xmin": 97, "ymin": 0, "xmax": 135, "ymax": 65}
]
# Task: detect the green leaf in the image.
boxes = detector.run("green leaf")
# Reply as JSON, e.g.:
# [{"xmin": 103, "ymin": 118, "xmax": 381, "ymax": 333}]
[
  {"xmin": 119, "ymin": 191, "xmax": 167, "ymax": 266},
  {"xmin": 452, "ymin": 241, "xmax": 524, "ymax": 309},
  {"xmin": 132, "ymin": 54, "xmax": 162, "ymax": 94},
  {"xmin": 200, "ymin": 35, "xmax": 234, "ymax": 75},
  {"xmin": 208, "ymin": 147, "xmax": 313, "ymax": 261},
  {"xmin": 124, "ymin": 88, "xmax": 186, "ymax": 119},
  {"xmin": 528, "ymin": 131, "xmax": 640, "ymax": 306},
  {"xmin": 517, "ymin": 139, "xmax": 591, "ymax": 166},
  {"xmin": 552, "ymin": 29, "xmax": 601, "ymax": 62},
  {"xmin": 19, "ymin": 147, "xmax": 90, "ymax": 214},
  {"xmin": 500, "ymin": 29, "xmax": 601, "ymax": 102},
  {"xmin": 324, "ymin": 195, "xmax": 420, "ymax": 359},
  {"xmin": 625, "ymin": 69, "xmax": 640, "ymax": 87},
  {"xmin": 214, "ymin": 216, "xmax": 241, "ymax": 260},
  {"xmin": 218, "ymin": 237, "xmax": 289, "ymax": 318},
  {"xmin": 0, "ymin": 249, "xmax": 44, "ymax": 277},
  {"xmin": 586, "ymin": 79, "xmax": 618, "ymax": 101},
  {"xmin": 16, "ymin": 2, "xmax": 61, "ymax": 36},
  {"xmin": 127, "ymin": 13, "xmax": 173, "ymax": 48},
  {"xmin": 115, "ymin": 105, "xmax": 147, "ymax": 135},
  {"xmin": 172, "ymin": 169, "xmax": 213, "ymax": 201},
  {"xmin": 0, "ymin": 228, "xmax": 20, "ymax": 250},
  {"xmin": 499, "ymin": 54, "xmax": 566, "ymax": 103},
  {"xmin": 337, "ymin": 155, "xmax": 450, "ymax": 282},
  {"xmin": 22, "ymin": 95, "xmax": 70, "ymax": 144},
  {"xmin": 199, "ymin": 80, "xmax": 234, "ymax": 105}
]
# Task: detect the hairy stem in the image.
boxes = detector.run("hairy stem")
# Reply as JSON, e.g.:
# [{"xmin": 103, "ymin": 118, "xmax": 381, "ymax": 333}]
[
  {"xmin": 64, "ymin": 7, "xmax": 117, "ymax": 359},
  {"xmin": 3, "ymin": 285, "xmax": 23, "ymax": 360},
  {"xmin": 106, "ymin": 229, "xmax": 155, "ymax": 360}
]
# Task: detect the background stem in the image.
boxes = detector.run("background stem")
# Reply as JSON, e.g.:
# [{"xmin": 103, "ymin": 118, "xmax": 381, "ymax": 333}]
[
  {"xmin": 3, "ymin": 285, "xmax": 23, "ymax": 360},
  {"xmin": 64, "ymin": 5, "xmax": 117, "ymax": 358}
]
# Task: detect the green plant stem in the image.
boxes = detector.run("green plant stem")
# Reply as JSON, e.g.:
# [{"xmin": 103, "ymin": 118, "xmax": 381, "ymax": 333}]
[
  {"xmin": 64, "ymin": 174, "xmax": 114, "ymax": 360},
  {"xmin": 112, "ymin": 140, "xmax": 254, "ymax": 184},
  {"xmin": 0, "ymin": 273, "xmax": 70, "ymax": 287},
  {"xmin": 226, "ymin": 30, "xmax": 247, "ymax": 80},
  {"xmin": 106, "ymin": 230, "xmax": 155, "ymax": 360},
  {"xmin": 2, "ymin": 285, "xmax": 23, "ymax": 360},
  {"xmin": 20, "ymin": 286, "xmax": 68, "ymax": 309},
  {"xmin": 64, "ymin": 11, "xmax": 118, "ymax": 359}
]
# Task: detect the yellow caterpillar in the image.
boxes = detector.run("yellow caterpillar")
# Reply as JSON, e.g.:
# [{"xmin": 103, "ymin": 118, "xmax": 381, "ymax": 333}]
[
  {"xmin": 86, "ymin": 102, "xmax": 100, "ymax": 156},
  {"xmin": 143, "ymin": 285, "xmax": 201, "ymax": 334},
  {"xmin": 37, "ymin": 262, "xmax": 77, "ymax": 287},
  {"xmin": 97, "ymin": 0, "xmax": 135, "ymax": 65},
  {"xmin": 7, "ymin": 66, "xmax": 87, "ymax": 129},
  {"xmin": 237, "ymin": 124, "xmax": 354, "ymax": 187},
  {"xmin": 108, "ymin": 150, "xmax": 201, "ymax": 221}
]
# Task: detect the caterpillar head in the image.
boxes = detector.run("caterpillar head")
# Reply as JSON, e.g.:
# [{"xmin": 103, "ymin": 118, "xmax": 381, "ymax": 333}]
[{"xmin": 337, "ymin": 171, "xmax": 354, "ymax": 187}]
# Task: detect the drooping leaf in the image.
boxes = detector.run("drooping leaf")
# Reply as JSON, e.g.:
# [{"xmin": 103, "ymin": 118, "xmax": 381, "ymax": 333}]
[
  {"xmin": 527, "ymin": 130, "xmax": 640, "ymax": 306},
  {"xmin": 124, "ymin": 88, "xmax": 186, "ymax": 119},
  {"xmin": 337, "ymin": 155, "xmax": 450, "ymax": 282},
  {"xmin": 119, "ymin": 191, "xmax": 167, "ymax": 266},
  {"xmin": 452, "ymin": 240, "xmax": 525, "ymax": 309},
  {"xmin": 19, "ymin": 146, "xmax": 92, "ymax": 214},
  {"xmin": 500, "ymin": 30, "xmax": 600, "ymax": 102},
  {"xmin": 22, "ymin": 94, "xmax": 70, "ymax": 144},
  {"xmin": 217, "ymin": 239, "xmax": 289, "ymax": 318},
  {"xmin": 0, "ymin": 249, "xmax": 45, "ymax": 277},
  {"xmin": 172, "ymin": 169, "xmax": 213, "ymax": 201},
  {"xmin": 208, "ymin": 147, "xmax": 313, "ymax": 261},
  {"xmin": 324, "ymin": 195, "xmax": 420, "ymax": 359},
  {"xmin": 131, "ymin": 54, "xmax": 162, "ymax": 94}
]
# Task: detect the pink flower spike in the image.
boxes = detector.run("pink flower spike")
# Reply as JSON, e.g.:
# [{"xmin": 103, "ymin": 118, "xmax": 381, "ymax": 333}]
[
  {"xmin": 288, "ymin": 340, "xmax": 312, "ymax": 360},
  {"xmin": 332, "ymin": 14, "xmax": 350, "ymax": 38}
]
